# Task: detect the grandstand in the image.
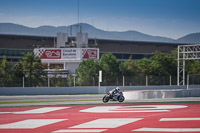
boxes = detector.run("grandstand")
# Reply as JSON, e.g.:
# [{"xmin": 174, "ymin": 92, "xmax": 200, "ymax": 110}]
[{"xmin": 0, "ymin": 34, "xmax": 183, "ymax": 62}]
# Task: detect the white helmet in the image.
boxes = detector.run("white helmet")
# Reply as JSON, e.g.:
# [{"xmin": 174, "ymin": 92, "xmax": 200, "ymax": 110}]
[{"xmin": 116, "ymin": 87, "xmax": 120, "ymax": 91}]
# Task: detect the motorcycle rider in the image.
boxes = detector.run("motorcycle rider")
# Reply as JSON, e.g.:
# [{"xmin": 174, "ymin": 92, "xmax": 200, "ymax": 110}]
[{"xmin": 108, "ymin": 87, "xmax": 120, "ymax": 98}]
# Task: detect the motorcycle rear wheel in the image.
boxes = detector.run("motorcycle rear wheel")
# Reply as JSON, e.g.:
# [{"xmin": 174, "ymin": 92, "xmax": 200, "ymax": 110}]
[{"xmin": 102, "ymin": 95, "xmax": 109, "ymax": 103}]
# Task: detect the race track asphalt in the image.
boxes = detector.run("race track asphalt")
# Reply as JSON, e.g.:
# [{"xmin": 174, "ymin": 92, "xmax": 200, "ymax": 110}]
[
  {"xmin": 0, "ymin": 95, "xmax": 200, "ymax": 107},
  {"xmin": 0, "ymin": 103, "xmax": 200, "ymax": 133}
]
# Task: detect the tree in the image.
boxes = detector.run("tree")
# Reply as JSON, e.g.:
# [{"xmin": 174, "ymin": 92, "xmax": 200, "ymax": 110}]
[
  {"xmin": 14, "ymin": 60, "xmax": 24, "ymax": 78},
  {"xmin": 149, "ymin": 51, "xmax": 177, "ymax": 76},
  {"xmin": 99, "ymin": 53, "xmax": 120, "ymax": 77},
  {"xmin": 76, "ymin": 59, "xmax": 100, "ymax": 86},
  {"xmin": 136, "ymin": 57, "xmax": 151, "ymax": 76},
  {"xmin": 0, "ymin": 56, "xmax": 13, "ymax": 87},
  {"xmin": 17, "ymin": 52, "xmax": 45, "ymax": 87},
  {"xmin": 186, "ymin": 60, "xmax": 200, "ymax": 75},
  {"xmin": 51, "ymin": 65, "xmax": 67, "ymax": 87},
  {"xmin": 120, "ymin": 56, "xmax": 138, "ymax": 76},
  {"xmin": 99, "ymin": 54, "xmax": 120, "ymax": 85},
  {"xmin": 13, "ymin": 60, "xmax": 25, "ymax": 87},
  {"xmin": 171, "ymin": 48, "xmax": 200, "ymax": 75},
  {"xmin": 66, "ymin": 74, "xmax": 74, "ymax": 87}
]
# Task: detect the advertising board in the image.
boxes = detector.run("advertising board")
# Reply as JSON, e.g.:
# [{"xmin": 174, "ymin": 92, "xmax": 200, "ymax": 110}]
[
  {"xmin": 34, "ymin": 49, "xmax": 61, "ymax": 59},
  {"xmin": 62, "ymin": 48, "xmax": 80, "ymax": 60},
  {"xmin": 34, "ymin": 48, "xmax": 99, "ymax": 61},
  {"xmin": 82, "ymin": 48, "xmax": 98, "ymax": 59}
]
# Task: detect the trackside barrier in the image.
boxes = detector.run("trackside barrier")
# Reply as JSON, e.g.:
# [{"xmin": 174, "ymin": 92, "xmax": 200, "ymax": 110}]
[
  {"xmin": 0, "ymin": 87, "xmax": 102, "ymax": 95},
  {"xmin": 123, "ymin": 89, "xmax": 200, "ymax": 100},
  {"xmin": 0, "ymin": 85, "xmax": 200, "ymax": 98}
]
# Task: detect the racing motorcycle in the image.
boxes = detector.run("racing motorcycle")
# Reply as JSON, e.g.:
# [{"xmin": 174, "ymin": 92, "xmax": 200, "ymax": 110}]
[{"xmin": 102, "ymin": 91, "xmax": 125, "ymax": 103}]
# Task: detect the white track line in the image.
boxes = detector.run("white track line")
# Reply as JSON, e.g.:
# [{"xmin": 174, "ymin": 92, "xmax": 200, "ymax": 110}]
[
  {"xmin": 0, "ymin": 107, "xmax": 70, "ymax": 114},
  {"xmin": 14, "ymin": 107, "xmax": 70, "ymax": 114},
  {"xmin": 0, "ymin": 119, "xmax": 67, "ymax": 129},
  {"xmin": 133, "ymin": 128, "xmax": 200, "ymax": 132},
  {"xmin": 70, "ymin": 118, "xmax": 142, "ymax": 128},
  {"xmin": 160, "ymin": 118, "xmax": 200, "ymax": 121},
  {"xmin": 53, "ymin": 129, "xmax": 107, "ymax": 132},
  {"xmin": 80, "ymin": 105, "xmax": 187, "ymax": 113}
]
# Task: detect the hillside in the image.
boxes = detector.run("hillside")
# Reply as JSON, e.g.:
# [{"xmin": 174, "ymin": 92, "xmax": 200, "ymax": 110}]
[
  {"xmin": 176, "ymin": 33, "xmax": 200, "ymax": 44},
  {"xmin": 1, "ymin": 23, "xmax": 200, "ymax": 43},
  {"xmin": 0, "ymin": 23, "xmax": 174, "ymax": 43}
]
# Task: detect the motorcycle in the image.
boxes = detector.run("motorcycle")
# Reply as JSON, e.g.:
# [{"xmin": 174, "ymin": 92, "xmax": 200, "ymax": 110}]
[{"xmin": 102, "ymin": 91, "xmax": 125, "ymax": 103}]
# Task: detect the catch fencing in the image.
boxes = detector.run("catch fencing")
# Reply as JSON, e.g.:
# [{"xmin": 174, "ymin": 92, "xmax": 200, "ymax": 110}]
[{"xmin": 0, "ymin": 75, "xmax": 200, "ymax": 87}]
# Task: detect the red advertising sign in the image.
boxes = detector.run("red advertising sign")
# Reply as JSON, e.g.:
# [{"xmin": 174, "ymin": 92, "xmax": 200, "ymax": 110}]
[
  {"xmin": 40, "ymin": 49, "xmax": 61, "ymax": 59},
  {"xmin": 82, "ymin": 49, "xmax": 98, "ymax": 59}
]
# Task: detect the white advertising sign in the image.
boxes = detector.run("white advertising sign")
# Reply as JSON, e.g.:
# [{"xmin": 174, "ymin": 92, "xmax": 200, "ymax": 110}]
[
  {"xmin": 62, "ymin": 48, "xmax": 80, "ymax": 60},
  {"xmin": 34, "ymin": 48, "xmax": 99, "ymax": 61}
]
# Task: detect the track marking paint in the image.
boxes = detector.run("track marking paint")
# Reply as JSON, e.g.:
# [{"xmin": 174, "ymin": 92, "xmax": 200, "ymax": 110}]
[
  {"xmin": 0, "ymin": 107, "xmax": 70, "ymax": 114},
  {"xmin": 14, "ymin": 107, "xmax": 70, "ymax": 114},
  {"xmin": 0, "ymin": 119, "xmax": 67, "ymax": 129},
  {"xmin": 70, "ymin": 118, "xmax": 142, "ymax": 128},
  {"xmin": 80, "ymin": 105, "xmax": 187, "ymax": 113},
  {"xmin": 53, "ymin": 129, "xmax": 107, "ymax": 132},
  {"xmin": 0, "ymin": 104, "xmax": 199, "ymax": 133},
  {"xmin": 133, "ymin": 128, "xmax": 200, "ymax": 132},
  {"xmin": 134, "ymin": 118, "xmax": 200, "ymax": 132},
  {"xmin": 160, "ymin": 118, "xmax": 200, "ymax": 121}
]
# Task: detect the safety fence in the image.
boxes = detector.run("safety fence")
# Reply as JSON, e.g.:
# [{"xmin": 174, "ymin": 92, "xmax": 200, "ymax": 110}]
[{"xmin": 0, "ymin": 75, "xmax": 200, "ymax": 87}]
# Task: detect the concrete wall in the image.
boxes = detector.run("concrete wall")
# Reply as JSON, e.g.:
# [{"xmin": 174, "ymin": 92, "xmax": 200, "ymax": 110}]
[
  {"xmin": 0, "ymin": 85, "xmax": 199, "ymax": 96},
  {"xmin": 123, "ymin": 89, "xmax": 200, "ymax": 100},
  {"xmin": 0, "ymin": 87, "xmax": 106, "ymax": 95},
  {"xmin": 105, "ymin": 85, "xmax": 200, "ymax": 93}
]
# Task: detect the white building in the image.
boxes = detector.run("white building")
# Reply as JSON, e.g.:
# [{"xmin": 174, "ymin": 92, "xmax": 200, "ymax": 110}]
[
  {"xmin": 34, "ymin": 32, "xmax": 99, "ymax": 76},
  {"xmin": 34, "ymin": 47, "xmax": 99, "ymax": 74}
]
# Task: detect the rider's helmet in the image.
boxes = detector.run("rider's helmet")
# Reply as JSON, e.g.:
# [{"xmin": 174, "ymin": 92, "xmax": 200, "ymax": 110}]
[{"xmin": 116, "ymin": 87, "xmax": 120, "ymax": 91}]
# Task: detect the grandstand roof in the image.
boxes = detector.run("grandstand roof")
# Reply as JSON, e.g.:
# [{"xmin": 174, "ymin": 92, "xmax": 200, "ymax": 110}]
[{"xmin": 0, "ymin": 34, "xmax": 184, "ymax": 54}]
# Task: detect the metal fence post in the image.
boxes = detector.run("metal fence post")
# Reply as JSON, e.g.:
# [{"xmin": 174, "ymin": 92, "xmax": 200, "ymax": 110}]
[
  {"xmin": 146, "ymin": 75, "xmax": 148, "ymax": 86},
  {"xmin": 48, "ymin": 77, "xmax": 50, "ymax": 87},
  {"xmin": 93, "ymin": 77, "xmax": 95, "ymax": 86},
  {"xmin": 187, "ymin": 75, "xmax": 189, "ymax": 90},
  {"xmin": 23, "ymin": 76, "xmax": 25, "ymax": 88},
  {"xmin": 123, "ymin": 76, "xmax": 125, "ymax": 87},
  {"xmin": 74, "ymin": 76, "xmax": 76, "ymax": 87},
  {"xmin": 99, "ymin": 70, "xmax": 102, "ymax": 87},
  {"xmin": 170, "ymin": 75, "xmax": 172, "ymax": 86}
]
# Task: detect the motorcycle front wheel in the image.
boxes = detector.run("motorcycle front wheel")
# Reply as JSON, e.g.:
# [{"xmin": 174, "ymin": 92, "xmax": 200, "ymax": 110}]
[
  {"xmin": 118, "ymin": 96, "xmax": 125, "ymax": 102},
  {"xmin": 102, "ymin": 95, "xmax": 109, "ymax": 103}
]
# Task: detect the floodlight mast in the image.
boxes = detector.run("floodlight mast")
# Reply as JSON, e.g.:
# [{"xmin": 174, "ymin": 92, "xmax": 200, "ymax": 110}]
[
  {"xmin": 177, "ymin": 44, "xmax": 200, "ymax": 86},
  {"xmin": 77, "ymin": 0, "xmax": 81, "ymax": 33}
]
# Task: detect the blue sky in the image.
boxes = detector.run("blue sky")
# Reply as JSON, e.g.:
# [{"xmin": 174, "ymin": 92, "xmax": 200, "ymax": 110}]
[{"xmin": 0, "ymin": 0, "xmax": 200, "ymax": 39}]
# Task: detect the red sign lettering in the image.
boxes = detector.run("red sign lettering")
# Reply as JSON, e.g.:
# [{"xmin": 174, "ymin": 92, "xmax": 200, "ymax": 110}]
[
  {"xmin": 82, "ymin": 49, "xmax": 98, "ymax": 59},
  {"xmin": 40, "ymin": 49, "xmax": 61, "ymax": 59}
]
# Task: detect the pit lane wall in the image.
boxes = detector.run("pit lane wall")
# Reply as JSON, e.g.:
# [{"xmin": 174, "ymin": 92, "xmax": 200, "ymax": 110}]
[{"xmin": 0, "ymin": 85, "xmax": 200, "ymax": 99}]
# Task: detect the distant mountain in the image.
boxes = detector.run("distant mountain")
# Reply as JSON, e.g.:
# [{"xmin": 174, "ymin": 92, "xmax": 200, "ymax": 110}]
[
  {"xmin": 0, "ymin": 23, "xmax": 175, "ymax": 43},
  {"xmin": 0, "ymin": 22, "xmax": 199, "ymax": 43},
  {"xmin": 176, "ymin": 33, "xmax": 200, "ymax": 44}
]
